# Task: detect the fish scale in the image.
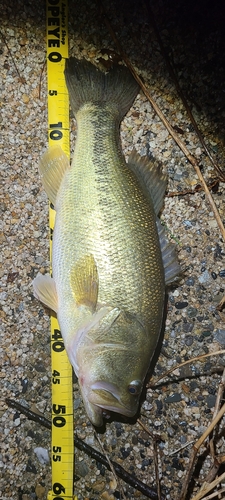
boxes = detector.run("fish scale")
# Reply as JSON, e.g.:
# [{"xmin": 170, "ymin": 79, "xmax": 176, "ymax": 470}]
[{"xmin": 33, "ymin": 58, "xmax": 180, "ymax": 426}]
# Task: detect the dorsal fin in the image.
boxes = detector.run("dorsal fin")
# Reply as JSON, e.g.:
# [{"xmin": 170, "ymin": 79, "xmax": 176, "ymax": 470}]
[{"xmin": 128, "ymin": 150, "xmax": 167, "ymax": 215}]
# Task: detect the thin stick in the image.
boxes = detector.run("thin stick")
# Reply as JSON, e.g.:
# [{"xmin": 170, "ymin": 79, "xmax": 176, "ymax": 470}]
[
  {"xmin": 209, "ymin": 368, "xmax": 225, "ymax": 464},
  {"xmin": 149, "ymin": 350, "xmax": 225, "ymax": 387},
  {"xmin": 0, "ymin": 30, "xmax": 25, "ymax": 84},
  {"xmin": 138, "ymin": 419, "xmax": 162, "ymax": 500},
  {"xmin": 168, "ymin": 440, "xmax": 195, "ymax": 457},
  {"xmin": 216, "ymin": 295, "xmax": 225, "ymax": 312},
  {"xmin": 38, "ymin": 59, "xmax": 46, "ymax": 99},
  {"xmin": 167, "ymin": 179, "xmax": 220, "ymax": 198},
  {"xmin": 94, "ymin": 430, "xmax": 126, "ymax": 500}
]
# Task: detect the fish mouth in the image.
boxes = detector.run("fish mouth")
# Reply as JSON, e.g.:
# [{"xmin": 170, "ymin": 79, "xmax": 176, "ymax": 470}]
[{"xmin": 89, "ymin": 381, "xmax": 137, "ymax": 417}]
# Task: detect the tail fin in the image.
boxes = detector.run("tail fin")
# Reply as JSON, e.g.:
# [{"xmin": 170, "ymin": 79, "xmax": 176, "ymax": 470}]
[{"xmin": 64, "ymin": 57, "xmax": 139, "ymax": 120}]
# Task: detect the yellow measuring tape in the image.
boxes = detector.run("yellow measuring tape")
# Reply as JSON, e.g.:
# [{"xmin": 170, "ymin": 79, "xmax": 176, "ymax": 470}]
[{"xmin": 46, "ymin": 1, "xmax": 75, "ymax": 499}]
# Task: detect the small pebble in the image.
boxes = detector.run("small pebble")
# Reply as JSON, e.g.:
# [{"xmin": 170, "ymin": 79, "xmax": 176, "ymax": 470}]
[
  {"xmin": 35, "ymin": 484, "xmax": 45, "ymax": 499},
  {"xmin": 132, "ymin": 435, "xmax": 138, "ymax": 445},
  {"xmin": 211, "ymin": 271, "xmax": 217, "ymax": 280},
  {"xmin": 183, "ymin": 220, "xmax": 192, "ymax": 228},
  {"xmin": 14, "ymin": 417, "xmax": 21, "ymax": 427},
  {"xmin": 185, "ymin": 277, "xmax": 195, "ymax": 286},
  {"xmin": 184, "ymin": 335, "xmax": 193, "ymax": 346},
  {"xmin": 202, "ymin": 330, "xmax": 212, "ymax": 337},
  {"xmin": 165, "ymin": 393, "xmax": 182, "ymax": 403},
  {"xmin": 214, "ymin": 328, "xmax": 225, "ymax": 346},
  {"xmin": 183, "ymin": 322, "xmax": 194, "ymax": 333},
  {"xmin": 74, "ymin": 396, "xmax": 81, "ymax": 410},
  {"xmin": 198, "ymin": 271, "xmax": 211, "ymax": 283},
  {"xmin": 33, "ymin": 447, "xmax": 49, "ymax": 465},
  {"xmin": 21, "ymin": 378, "xmax": 29, "ymax": 393},
  {"xmin": 75, "ymin": 460, "xmax": 89, "ymax": 477},
  {"xmin": 175, "ymin": 301, "xmax": 188, "ymax": 309},
  {"xmin": 187, "ymin": 306, "xmax": 198, "ymax": 318},
  {"xmin": 167, "ymin": 427, "xmax": 175, "ymax": 437},
  {"xmin": 206, "ymin": 395, "xmax": 216, "ymax": 409},
  {"xmin": 26, "ymin": 459, "xmax": 37, "ymax": 474},
  {"xmin": 219, "ymin": 269, "xmax": 225, "ymax": 277}
]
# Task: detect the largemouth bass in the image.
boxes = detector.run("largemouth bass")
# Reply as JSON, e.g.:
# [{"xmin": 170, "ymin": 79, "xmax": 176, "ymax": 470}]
[{"xmin": 33, "ymin": 57, "xmax": 180, "ymax": 426}]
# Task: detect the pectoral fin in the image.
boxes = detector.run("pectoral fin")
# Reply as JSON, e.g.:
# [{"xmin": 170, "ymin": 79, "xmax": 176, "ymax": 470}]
[
  {"xmin": 39, "ymin": 146, "xmax": 70, "ymax": 205},
  {"xmin": 70, "ymin": 254, "xmax": 99, "ymax": 311},
  {"xmin": 33, "ymin": 274, "xmax": 58, "ymax": 313}
]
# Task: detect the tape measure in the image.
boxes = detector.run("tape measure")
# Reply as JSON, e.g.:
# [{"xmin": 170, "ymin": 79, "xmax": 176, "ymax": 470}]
[{"xmin": 46, "ymin": 2, "xmax": 75, "ymax": 499}]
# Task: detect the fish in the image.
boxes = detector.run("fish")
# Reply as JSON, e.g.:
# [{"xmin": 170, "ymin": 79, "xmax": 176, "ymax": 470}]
[{"xmin": 33, "ymin": 57, "xmax": 180, "ymax": 426}]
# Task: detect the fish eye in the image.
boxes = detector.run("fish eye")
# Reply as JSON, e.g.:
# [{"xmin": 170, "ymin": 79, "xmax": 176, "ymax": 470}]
[{"xmin": 128, "ymin": 380, "xmax": 142, "ymax": 395}]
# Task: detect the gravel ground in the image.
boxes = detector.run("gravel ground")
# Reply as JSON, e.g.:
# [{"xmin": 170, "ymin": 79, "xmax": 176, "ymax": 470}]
[{"xmin": 1, "ymin": 1, "xmax": 225, "ymax": 499}]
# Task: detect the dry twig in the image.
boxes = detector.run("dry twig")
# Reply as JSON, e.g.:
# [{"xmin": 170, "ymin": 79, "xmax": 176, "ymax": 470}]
[
  {"xmin": 94, "ymin": 430, "xmax": 126, "ymax": 500},
  {"xmin": 149, "ymin": 350, "xmax": 225, "ymax": 388},
  {"xmin": 138, "ymin": 419, "xmax": 162, "ymax": 500},
  {"xmin": 38, "ymin": 59, "xmax": 46, "ymax": 99},
  {"xmin": 0, "ymin": 30, "xmax": 25, "ymax": 83},
  {"xmin": 208, "ymin": 368, "xmax": 225, "ymax": 470}
]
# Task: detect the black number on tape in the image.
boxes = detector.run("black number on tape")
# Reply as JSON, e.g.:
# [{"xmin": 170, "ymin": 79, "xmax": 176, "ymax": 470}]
[
  {"xmin": 48, "ymin": 52, "xmax": 62, "ymax": 63},
  {"xmin": 52, "ymin": 377, "xmax": 60, "ymax": 384},
  {"xmin": 53, "ymin": 416, "xmax": 66, "ymax": 427},
  {"xmin": 49, "ymin": 130, "xmax": 63, "ymax": 140},
  {"xmin": 49, "ymin": 121, "xmax": 63, "ymax": 140},
  {"xmin": 52, "ymin": 329, "xmax": 62, "ymax": 341},
  {"xmin": 53, "ymin": 482, "xmax": 65, "ymax": 495},
  {"xmin": 53, "ymin": 446, "xmax": 61, "ymax": 452},
  {"xmin": 52, "ymin": 369, "xmax": 60, "ymax": 384},
  {"xmin": 53, "ymin": 404, "xmax": 66, "ymax": 415},
  {"xmin": 52, "ymin": 341, "xmax": 64, "ymax": 352},
  {"xmin": 52, "ymin": 445, "xmax": 62, "ymax": 461},
  {"xmin": 52, "ymin": 329, "xmax": 64, "ymax": 352}
]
